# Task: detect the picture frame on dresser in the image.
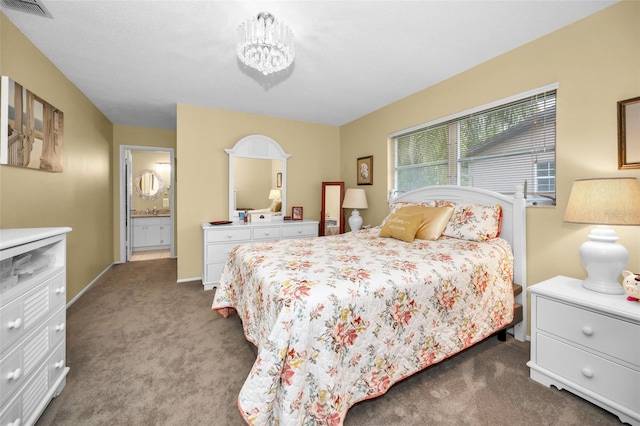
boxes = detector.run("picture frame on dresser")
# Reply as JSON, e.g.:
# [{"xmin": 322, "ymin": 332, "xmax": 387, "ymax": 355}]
[{"xmin": 292, "ymin": 206, "xmax": 303, "ymax": 220}]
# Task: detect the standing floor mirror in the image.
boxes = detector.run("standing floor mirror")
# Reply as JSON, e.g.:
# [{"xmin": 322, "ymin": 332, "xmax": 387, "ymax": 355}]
[{"xmin": 320, "ymin": 182, "xmax": 345, "ymax": 236}]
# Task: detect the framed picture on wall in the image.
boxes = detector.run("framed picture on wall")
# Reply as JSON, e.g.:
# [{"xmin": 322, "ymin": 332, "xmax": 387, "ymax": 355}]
[
  {"xmin": 357, "ymin": 155, "xmax": 373, "ymax": 185},
  {"xmin": 277, "ymin": 172, "xmax": 282, "ymax": 188},
  {"xmin": 618, "ymin": 96, "xmax": 640, "ymax": 169},
  {"xmin": 292, "ymin": 206, "xmax": 303, "ymax": 220},
  {"xmin": 1, "ymin": 76, "xmax": 64, "ymax": 172}
]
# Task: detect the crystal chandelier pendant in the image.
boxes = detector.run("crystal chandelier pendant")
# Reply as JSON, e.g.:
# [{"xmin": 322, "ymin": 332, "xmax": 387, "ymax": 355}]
[{"xmin": 237, "ymin": 12, "xmax": 295, "ymax": 76}]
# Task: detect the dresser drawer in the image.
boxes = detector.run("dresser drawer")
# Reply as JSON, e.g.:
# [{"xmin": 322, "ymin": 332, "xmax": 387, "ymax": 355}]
[
  {"xmin": 537, "ymin": 333, "xmax": 640, "ymax": 412},
  {"xmin": 206, "ymin": 243, "xmax": 240, "ymax": 263},
  {"xmin": 0, "ymin": 391, "xmax": 21, "ymax": 426},
  {"xmin": 205, "ymin": 228, "xmax": 251, "ymax": 243},
  {"xmin": 0, "ymin": 271, "xmax": 64, "ymax": 355},
  {"xmin": 205, "ymin": 263, "xmax": 225, "ymax": 284},
  {"xmin": 0, "ymin": 307, "xmax": 64, "ymax": 405},
  {"xmin": 537, "ymin": 296, "xmax": 639, "ymax": 366},
  {"xmin": 252, "ymin": 227, "xmax": 281, "ymax": 241},
  {"xmin": 281, "ymin": 224, "xmax": 317, "ymax": 238}
]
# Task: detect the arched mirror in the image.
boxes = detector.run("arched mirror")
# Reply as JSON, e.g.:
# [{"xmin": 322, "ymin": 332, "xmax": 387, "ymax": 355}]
[
  {"xmin": 134, "ymin": 169, "xmax": 164, "ymax": 200},
  {"xmin": 320, "ymin": 182, "xmax": 345, "ymax": 236},
  {"xmin": 227, "ymin": 135, "xmax": 290, "ymax": 222}
]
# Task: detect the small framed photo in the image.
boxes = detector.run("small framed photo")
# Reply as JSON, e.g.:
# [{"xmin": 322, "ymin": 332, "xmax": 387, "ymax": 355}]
[
  {"xmin": 357, "ymin": 155, "xmax": 373, "ymax": 185},
  {"xmin": 292, "ymin": 206, "xmax": 303, "ymax": 220},
  {"xmin": 276, "ymin": 172, "xmax": 282, "ymax": 188}
]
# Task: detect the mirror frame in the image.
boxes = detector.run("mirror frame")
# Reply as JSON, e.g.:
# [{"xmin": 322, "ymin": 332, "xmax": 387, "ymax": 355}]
[
  {"xmin": 618, "ymin": 96, "xmax": 640, "ymax": 170},
  {"xmin": 134, "ymin": 169, "xmax": 164, "ymax": 200},
  {"xmin": 226, "ymin": 135, "xmax": 291, "ymax": 222},
  {"xmin": 320, "ymin": 181, "xmax": 345, "ymax": 236}
]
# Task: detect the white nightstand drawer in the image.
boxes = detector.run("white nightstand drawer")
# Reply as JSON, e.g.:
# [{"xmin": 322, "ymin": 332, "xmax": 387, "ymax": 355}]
[
  {"xmin": 252, "ymin": 227, "xmax": 281, "ymax": 240},
  {"xmin": 281, "ymin": 224, "xmax": 317, "ymax": 238},
  {"xmin": 205, "ymin": 228, "xmax": 251, "ymax": 243},
  {"xmin": 537, "ymin": 296, "xmax": 639, "ymax": 367},
  {"xmin": 537, "ymin": 333, "xmax": 640, "ymax": 412}
]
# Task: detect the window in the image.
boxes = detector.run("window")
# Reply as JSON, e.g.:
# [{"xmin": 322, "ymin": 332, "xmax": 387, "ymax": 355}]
[{"xmin": 392, "ymin": 88, "xmax": 557, "ymax": 204}]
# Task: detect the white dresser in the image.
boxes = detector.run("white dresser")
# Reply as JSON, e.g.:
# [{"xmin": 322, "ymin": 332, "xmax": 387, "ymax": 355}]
[
  {"xmin": 527, "ymin": 276, "xmax": 640, "ymax": 425},
  {"xmin": 201, "ymin": 220, "xmax": 318, "ymax": 290},
  {"xmin": 0, "ymin": 227, "xmax": 71, "ymax": 426},
  {"xmin": 132, "ymin": 216, "xmax": 171, "ymax": 251}
]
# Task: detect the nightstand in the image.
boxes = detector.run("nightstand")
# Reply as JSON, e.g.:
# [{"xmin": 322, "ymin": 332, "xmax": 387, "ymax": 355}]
[{"xmin": 527, "ymin": 276, "xmax": 640, "ymax": 425}]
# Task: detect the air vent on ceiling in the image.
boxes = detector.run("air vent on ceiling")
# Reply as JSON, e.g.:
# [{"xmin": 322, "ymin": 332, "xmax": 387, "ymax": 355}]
[{"xmin": 1, "ymin": 0, "xmax": 53, "ymax": 18}]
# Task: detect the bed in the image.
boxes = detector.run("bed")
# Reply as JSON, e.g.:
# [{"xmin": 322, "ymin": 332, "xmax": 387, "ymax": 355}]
[{"xmin": 212, "ymin": 185, "xmax": 527, "ymax": 425}]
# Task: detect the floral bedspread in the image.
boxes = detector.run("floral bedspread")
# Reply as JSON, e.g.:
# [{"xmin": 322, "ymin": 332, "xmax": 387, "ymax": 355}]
[{"xmin": 212, "ymin": 228, "xmax": 514, "ymax": 425}]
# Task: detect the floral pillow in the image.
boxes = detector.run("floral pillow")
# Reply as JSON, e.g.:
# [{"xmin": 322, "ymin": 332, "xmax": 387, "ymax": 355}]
[{"xmin": 437, "ymin": 201, "xmax": 503, "ymax": 241}]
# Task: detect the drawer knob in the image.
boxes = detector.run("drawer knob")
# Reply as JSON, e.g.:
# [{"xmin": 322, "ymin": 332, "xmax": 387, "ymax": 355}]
[
  {"xmin": 8, "ymin": 418, "xmax": 22, "ymax": 426},
  {"xmin": 264, "ymin": 231, "xmax": 270, "ymax": 236},
  {"xmin": 226, "ymin": 234, "xmax": 233, "ymax": 239},
  {"xmin": 7, "ymin": 368, "xmax": 21, "ymax": 381},
  {"xmin": 7, "ymin": 318, "xmax": 22, "ymax": 330},
  {"xmin": 581, "ymin": 326, "xmax": 593, "ymax": 336},
  {"xmin": 55, "ymin": 323, "xmax": 66, "ymax": 332},
  {"xmin": 581, "ymin": 368, "xmax": 593, "ymax": 378},
  {"xmin": 54, "ymin": 360, "xmax": 65, "ymax": 369},
  {"xmin": 55, "ymin": 286, "xmax": 65, "ymax": 295}
]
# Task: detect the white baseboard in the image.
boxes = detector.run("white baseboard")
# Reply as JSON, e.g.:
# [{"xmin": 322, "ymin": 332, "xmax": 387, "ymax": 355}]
[
  {"xmin": 177, "ymin": 276, "xmax": 201, "ymax": 284},
  {"xmin": 67, "ymin": 263, "xmax": 113, "ymax": 308}
]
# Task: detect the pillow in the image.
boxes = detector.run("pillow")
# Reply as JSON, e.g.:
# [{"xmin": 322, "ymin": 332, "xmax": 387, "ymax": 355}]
[
  {"xmin": 270, "ymin": 200, "xmax": 282, "ymax": 212},
  {"xmin": 437, "ymin": 201, "xmax": 503, "ymax": 241},
  {"xmin": 378, "ymin": 213, "xmax": 423, "ymax": 243},
  {"xmin": 383, "ymin": 201, "xmax": 436, "ymax": 226},
  {"xmin": 393, "ymin": 205, "xmax": 454, "ymax": 240}
]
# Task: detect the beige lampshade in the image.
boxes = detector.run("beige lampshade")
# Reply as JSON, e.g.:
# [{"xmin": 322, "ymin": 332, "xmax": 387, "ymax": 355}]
[
  {"xmin": 342, "ymin": 188, "xmax": 368, "ymax": 209},
  {"xmin": 268, "ymin": 189, "xmax": 281, "ymax": 200},
  {"xmin": 563, "ymin": 178, "xmax": 640, "ymax": 225}
]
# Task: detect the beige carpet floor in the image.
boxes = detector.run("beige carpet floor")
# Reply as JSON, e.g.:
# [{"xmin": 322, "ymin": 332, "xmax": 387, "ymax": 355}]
[{"xmin": 36, "ymin": 258, "xmax": 622, "ymax": 425}]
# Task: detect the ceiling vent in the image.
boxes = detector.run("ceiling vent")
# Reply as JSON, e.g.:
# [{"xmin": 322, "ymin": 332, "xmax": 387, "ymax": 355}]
[{"xmin": 1, "ymin": 0, "xmax": 53, "ymax": 18}]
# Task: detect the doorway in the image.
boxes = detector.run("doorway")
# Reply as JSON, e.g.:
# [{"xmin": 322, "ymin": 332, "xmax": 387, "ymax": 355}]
[{"xmin": 119, "ymin": 145, "xmax": 175, "ymax": 263}]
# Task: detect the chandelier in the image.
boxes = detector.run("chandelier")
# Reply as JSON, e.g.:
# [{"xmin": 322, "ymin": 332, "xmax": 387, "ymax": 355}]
[{"xmin": 237, "ymin": 12, "xmax": 295, "ymax": 76}]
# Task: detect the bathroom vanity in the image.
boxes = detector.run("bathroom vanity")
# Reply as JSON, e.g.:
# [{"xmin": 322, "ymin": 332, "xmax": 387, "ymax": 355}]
[{"xmin": 132, "ymin": 216, "xmax": 171, "ymax": 251}]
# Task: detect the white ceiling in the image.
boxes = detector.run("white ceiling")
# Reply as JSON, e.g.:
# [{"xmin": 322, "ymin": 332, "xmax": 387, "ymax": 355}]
[{"xmin": 1, "ymin": 0, "xmax": 618, "ymax": 130}]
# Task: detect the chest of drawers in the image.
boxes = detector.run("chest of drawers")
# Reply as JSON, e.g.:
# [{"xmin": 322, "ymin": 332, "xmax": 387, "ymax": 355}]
[
  {"xmin": 527, "ymin": 275, "xmax": 640, "ymax": 425},
  {"xmin": 0, "ymin": 227, "xmax": 71, "ymax": 426},
  {"xmin": 201, "ymin": 220, "xmax": 318, "ymax": 290}
]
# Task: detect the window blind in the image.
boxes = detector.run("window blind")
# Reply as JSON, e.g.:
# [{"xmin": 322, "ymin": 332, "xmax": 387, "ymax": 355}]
[{"xmin": 394, "ymin": 90, "xmax": 556, "ymax": 201}]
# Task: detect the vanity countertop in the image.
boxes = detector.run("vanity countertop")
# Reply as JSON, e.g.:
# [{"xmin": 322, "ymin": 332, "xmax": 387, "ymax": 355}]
[{"xmin": 131, "ymin": 211, "xmax": 170, "ymax": 218}]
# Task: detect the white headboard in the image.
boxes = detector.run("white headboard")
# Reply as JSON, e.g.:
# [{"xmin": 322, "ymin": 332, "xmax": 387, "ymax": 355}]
[{"xmin": 393, "ymin": 185, "xmax": 527, "ymax": 341}]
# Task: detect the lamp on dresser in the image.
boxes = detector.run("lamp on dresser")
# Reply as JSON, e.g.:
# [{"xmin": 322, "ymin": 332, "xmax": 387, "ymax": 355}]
[
  {"xmin": 563, "ymin": 177, "xmax": 640, "ymax": 294},
  {"xmin": 342, "ymin": 188, "xmax": 368, "ymax": 232}
]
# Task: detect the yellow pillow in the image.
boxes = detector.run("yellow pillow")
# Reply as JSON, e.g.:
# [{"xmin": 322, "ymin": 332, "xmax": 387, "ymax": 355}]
[
  {"xmin": 378, "ymin": 213, "xmax": 423, "ymax": 243},
  {"xmin": 394, "ymin": 205, "xmax": 454, "ymax": 241}
]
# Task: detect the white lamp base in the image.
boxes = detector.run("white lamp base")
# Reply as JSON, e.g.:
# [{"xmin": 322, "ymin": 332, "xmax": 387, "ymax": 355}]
[
  {"xmin": 348, "ymin": 209, "xmax": 363, "ymax": 232},
  {"xmin": 579, "ymin": 226, "xmax": 627, "ymax": 295}
]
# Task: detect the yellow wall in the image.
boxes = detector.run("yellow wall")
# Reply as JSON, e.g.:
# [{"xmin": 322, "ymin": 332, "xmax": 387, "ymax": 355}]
[
  {"xmin": 3, "ymin": 2, "xmax": 639, "ymax": 331},
  {"xmin": 341, "ymin": 1, "xmax": 640, "ymax": 318},
  {"xmin": 112, "ymin": 124, "xmax": 176, "ymax": 260},
  {"xmin": 0, "ymin": 15, "xmax": 113, "ymax": 302},
  {"xmin": 176, "ymin": 105, "xmax": 340, "ymax": 280}
]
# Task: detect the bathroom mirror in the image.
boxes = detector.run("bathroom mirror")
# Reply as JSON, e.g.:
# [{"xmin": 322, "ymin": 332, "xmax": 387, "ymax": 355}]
[
  {"xmin": 227, "ymin": 135, "xmax": 290, "ymax": 221},
  {"xmin": 320, "ymin": 181, "xmax": 345, "ymax": 236},
  {"xmin": 134, "ymin": 169, "xmax": 164, "ymax": 200}
]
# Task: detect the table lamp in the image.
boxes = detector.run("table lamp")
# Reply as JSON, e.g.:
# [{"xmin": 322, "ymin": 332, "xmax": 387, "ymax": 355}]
[
  {"xmin": 342, "ymin": 188, "xmax": 368, "ymax": 231},
  {"xmin": 563, "ymin": 177, "xmax": 640, "ymax": 294},
  {"xmin": 268, "ymin": 189, "xmax": 281, "ymax": 201}
]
